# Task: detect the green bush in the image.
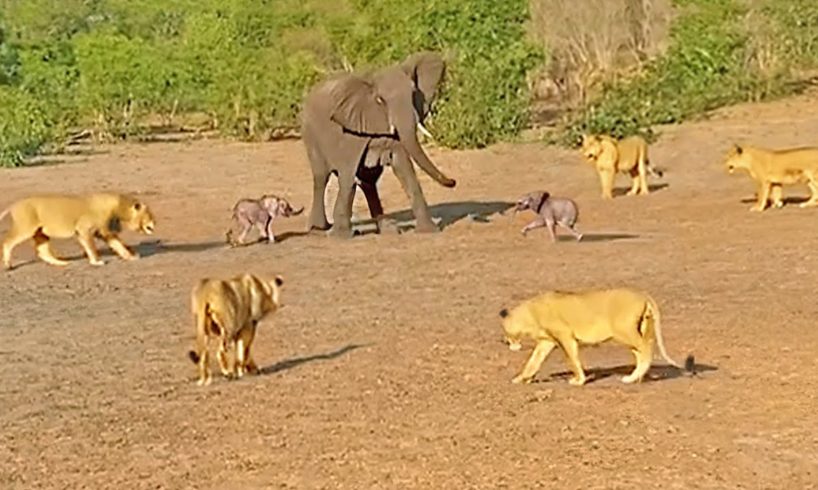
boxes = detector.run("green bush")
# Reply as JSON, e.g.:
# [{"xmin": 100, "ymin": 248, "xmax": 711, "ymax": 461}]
[
  {"xmin": 563, "ymin": 0, "xmax": 818, "ymax": 146},
  {"xmin": 327, "ymin": 0, "xmax": 543, "ymax": 149},
  {"xmin": 0, "ymin": 87, "xmax": 53, "ymax": 166}
]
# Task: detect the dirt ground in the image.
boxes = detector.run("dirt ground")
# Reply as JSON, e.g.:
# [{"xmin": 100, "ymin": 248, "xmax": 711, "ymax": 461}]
[{"xmin": 2, "ymin": 90, "xmax": 818, "ymax": 490}]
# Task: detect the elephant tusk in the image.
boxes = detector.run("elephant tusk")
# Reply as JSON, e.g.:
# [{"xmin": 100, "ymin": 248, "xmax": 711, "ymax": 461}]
[
  {"xmin": 389, "ymin": 124, "xmax": 396, "ymax": 135},
  {"xmin": 417, "ymin": 122, "xmax": 433, "ymax": 139}
]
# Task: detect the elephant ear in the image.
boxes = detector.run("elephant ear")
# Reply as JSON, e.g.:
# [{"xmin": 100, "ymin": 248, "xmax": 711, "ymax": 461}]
[
  {"xmin": 328, "ymin": 76, "xmax": 391, "ymax": 135},
  {"xmin": 401, "ymin": 52, "xmax": 446, "ymax": 119}
]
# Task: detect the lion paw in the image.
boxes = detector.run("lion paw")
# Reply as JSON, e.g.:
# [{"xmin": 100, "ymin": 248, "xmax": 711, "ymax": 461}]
[
  {"xmin": 568, "ymin": 376, "xmax": 586, "ymax": 386},
  {"xmin": 512, "ymin": 375, "xmax": 532, "ymax": 384}
]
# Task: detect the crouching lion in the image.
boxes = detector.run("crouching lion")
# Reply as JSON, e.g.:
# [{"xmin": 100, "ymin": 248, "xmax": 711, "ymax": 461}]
[
  {"xmin": 724, "ymin": 143, "xmax": 818, "ymax": 211},
  {"xmin": 580, "ymin": 134, "xmax": 663, "ymax": 199},
  {"xmin": 499, "ymin": 287, "xmax": 693, "ymax": 386},
  {"xmin": 188, "ymin": 273, "xmax": 284, "ymax": 386},
  {"xmin": 1, "ymin": 193, "xmax": 155, "ymax": 270}
]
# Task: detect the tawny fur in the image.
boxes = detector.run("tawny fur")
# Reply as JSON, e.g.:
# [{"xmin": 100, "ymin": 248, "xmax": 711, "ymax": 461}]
[
  {"xmin": 499, "ymin": 287, "xmax": 692, "ymax": 386},
  {"xmin": 580, "ymin": 134, "xmax": 663, "ymax": 199},
  {"xmin": 724, "ymin": 144, "xmax": 818, "ymax": 211},
  {"xmin": 0, "ymin": 193, "xmax": 155, "ymax": 270},
  {"xmin": 188, "ymin": 273, "xmax": 284, "ymax": 386}
]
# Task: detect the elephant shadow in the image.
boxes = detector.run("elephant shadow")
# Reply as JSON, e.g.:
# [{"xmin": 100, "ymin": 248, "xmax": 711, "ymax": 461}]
[
  {"xmin": 378, "ymin": 200, "xmax": 515, "ymax": 231},
  {"xmin": 538, "ymin": 358, "xmax": 717, "ymax": 385}
]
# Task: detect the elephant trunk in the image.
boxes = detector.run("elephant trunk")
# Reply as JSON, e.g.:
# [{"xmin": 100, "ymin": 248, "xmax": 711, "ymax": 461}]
[
  {"xmin": 291, "ymin": 206, "xmax": 304, "ymax": 216},
  {"xmin": 398, "ymin": 121, "xmax": 456, "ymax": 188}
]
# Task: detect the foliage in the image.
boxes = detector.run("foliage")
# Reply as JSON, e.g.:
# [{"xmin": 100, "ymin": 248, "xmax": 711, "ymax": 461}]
[
  {"xmin": 562, "ymin": 0, "xmax": 818, "ymax": 146},
  {"xmin": 0, "ymin": 0, "xmax": 541, "ymax": 165}
]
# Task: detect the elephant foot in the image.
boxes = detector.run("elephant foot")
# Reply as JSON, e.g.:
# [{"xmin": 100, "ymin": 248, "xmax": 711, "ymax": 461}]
[
  {"xmin": 307, "ymin": 223, "xmax": 331, "ymax": 234},
  {"xmin": 327, "ymin": 226, "xmax": 355, "ymax": 239},
  {"xmin": 415, "ymin": 219, "xmax": 440, "ymax": 234}
]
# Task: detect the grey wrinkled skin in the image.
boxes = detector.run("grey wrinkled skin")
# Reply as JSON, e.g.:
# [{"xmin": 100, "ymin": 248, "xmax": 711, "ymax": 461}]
[
  {"xmin": 514, "ymin": 191, "xmax": 583, "ymax": 243},
  {"xmin": 226, "ymin": 195, "xmax": 304, "ymax": 246},
  {"xmin": 300, "ymin": 51, "xmax": 456, "ymax": 239}
]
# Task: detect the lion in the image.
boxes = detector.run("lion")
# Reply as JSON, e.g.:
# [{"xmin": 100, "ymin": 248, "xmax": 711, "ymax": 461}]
[
  {"xmin": 499, "ymin": 287, "xmax": 693, "ymax": 386},
  {"xmin": 723, "ymin": 143, "xmax": 818, "ymax": 211},
  {"xmin": 580, "ymin": 134, "xmax": 663, "ymax": 199},
  {"xmin": 0, "ymin": 193, "xmax": 155, "ymax": 270},
  {"xmin": 187, "ymin": 273, "xmax": 284, "ymax": 386}
]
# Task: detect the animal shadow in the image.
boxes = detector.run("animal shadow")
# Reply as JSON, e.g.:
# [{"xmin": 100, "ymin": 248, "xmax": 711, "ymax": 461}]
[
  {"xmin": 557, "ymin": 232, "xmax": 640, "ymax": 243},
  {"xmin": 259, "ymin": 343, "xmax": 367, "ymax": 376},
  {"xmin": 136, "ymin": 240, "xmax": 226, "ymax": 257},
  {"xmin": 612, "ymin": 183, "xmax": 669, "ymax": 197},
  {"xmin": 739, "ymin": 196, "xmax": 809, "ymax": 206},
  {"xmin": 382, "ymin": 200, "xmax": 515, "ymax": 231},
  {"xmin": 545, "ymin": 359, "xmax": 717, "ymax": 385}
]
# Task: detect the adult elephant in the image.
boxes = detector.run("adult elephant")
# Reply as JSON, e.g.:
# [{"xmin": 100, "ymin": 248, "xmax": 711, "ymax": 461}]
[{"xmin": 301, "ymin": 51, "xmax": 457, "ymax": 238}]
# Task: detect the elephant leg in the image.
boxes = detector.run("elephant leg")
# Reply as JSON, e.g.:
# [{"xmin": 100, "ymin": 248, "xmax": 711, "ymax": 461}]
[
  {"xmin": 391, "ymin": 149, "xmax": 437, "ymax": 233},
  {"xmin": 306, "ymin": 145, "xmax": 331, "ymax": 232},
  {"xmin": 328, "ymin": 170, "xmax": 356, "ymax": 239}
]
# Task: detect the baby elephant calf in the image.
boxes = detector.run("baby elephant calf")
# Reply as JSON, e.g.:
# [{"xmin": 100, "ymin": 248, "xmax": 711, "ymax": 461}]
[
  {"xmin": 514, "ymin": 191, "xmax": 583, "ymax": 243},
  {"xmin": 226, "ymin": 195, "xmax": 303, "ymax": 246}
]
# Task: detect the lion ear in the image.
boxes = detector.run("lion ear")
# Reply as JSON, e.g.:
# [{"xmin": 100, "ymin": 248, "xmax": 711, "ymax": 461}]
[
  {"xmin": 734, "ymin": 144, "xmax": 743, "ymax": 155},
  {"xmin": 133, "ymin": 202, "xmax": 143, "ymax": 211},
  {"xmin": 499, "ymin": 308, "xmax": 509, "ymax": 318},
  {"xmin": 329, "ymin": 76, "xmax": 391, "ymax": 135},
  {"xmin": 541, "ymin": 191, "xmax": 550, "ymax": 201},
  {"xmin": 272, "ymin": 275, "xmax": 284, "ymax": 287}
]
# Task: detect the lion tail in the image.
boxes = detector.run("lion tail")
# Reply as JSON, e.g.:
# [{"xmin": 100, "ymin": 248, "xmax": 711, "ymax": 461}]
[
  {"xmin": 0, "ymin": 206, "xmax": 9, "ymax": 223},
  {"xmin": 644, "ymin": 296, "xmax": 693, "ymax": 372}
]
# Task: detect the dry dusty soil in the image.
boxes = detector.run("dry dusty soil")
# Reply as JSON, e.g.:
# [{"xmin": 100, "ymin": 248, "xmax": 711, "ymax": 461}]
[{"xmin": 3, "ymin": 90, "xmax": 818, "ymax": 490}]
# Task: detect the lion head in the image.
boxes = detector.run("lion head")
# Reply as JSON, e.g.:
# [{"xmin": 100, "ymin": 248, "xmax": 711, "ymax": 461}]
[
  {"xmin": 580, "ymin": 134, "xmax": 605, "ymax": 161},
  {"xmin": 724, "ymin": 144, "xmax": 751, "ymax": 174},
  {"xmin": 123, "ymin": 200, "xmax": 156, "ymax": 235}
]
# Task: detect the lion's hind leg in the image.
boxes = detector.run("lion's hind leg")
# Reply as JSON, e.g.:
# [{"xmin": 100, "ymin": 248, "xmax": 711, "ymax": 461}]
[
  {"xmin": 3, "ymin": 222, "xmax": 37, "ymax": 270},
  {"xmin": 626, "ymin": 169, "xmax": 641, "ymax": 196},
  {"xmin": 799, "ymin": 176, "xmax": 818, "ymax": 208},
  {"xmin": 621, "ymin": 345, "xmax": 654, "ymax": 384},
  {"xmin": 621, "ymin": 307, "xmax": 655, "ymax": 384},
  {"xmin": 32, "ymin": 231, "xmax": 69, "ymax": 267},
  {"xmin": 557, "ymin": 336, "xmax": 587, "ymax": 386}
]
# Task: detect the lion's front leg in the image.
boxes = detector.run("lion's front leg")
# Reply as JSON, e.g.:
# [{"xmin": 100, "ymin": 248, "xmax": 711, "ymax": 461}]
[
  {"xmin": 751, "ymin": 182, "xmax": 772, "ymax": 212},
  {"xmin": 76, "ymin": 231, "xmax": 105, "ymax": 266},
  {"xmin": 598, "ymin": 169, "xmax": 615, "ymax": 199},
  {"xmin": 559, "ymin": 337, "xmax": 587, "ymax": 386},
  {"xmin": 512, "ymin": 340, "xmax": 556, "ymax": 384},
  {"xmin": 105, "ymin": 235, "xmax": 139, "ymax": 261}
]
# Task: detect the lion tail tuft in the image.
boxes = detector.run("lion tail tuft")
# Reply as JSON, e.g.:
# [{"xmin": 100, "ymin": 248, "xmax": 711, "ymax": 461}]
[{"xmin": 188, "ymin": 350, "xmax": 201, "ymax": 364}]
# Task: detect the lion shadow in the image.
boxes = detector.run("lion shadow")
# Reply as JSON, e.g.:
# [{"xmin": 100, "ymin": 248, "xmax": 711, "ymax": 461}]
[
  {"xmin": 612, "ymin": 183, "xmax": 669, "ymax": 197},
  {"xmin": 135, "ymin": 240, "xmax": 227, "ymax": 257},
  {"xmin": 739, "ymin": 196, "xmax": 810, "ymax": 206},
  {"xmin": 539, "ymin": 358, "xmax": 717, "ymax": 385},
  {"xmin": 258, "ymin": 343, "xmax": 367, "ymax": 376}
]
